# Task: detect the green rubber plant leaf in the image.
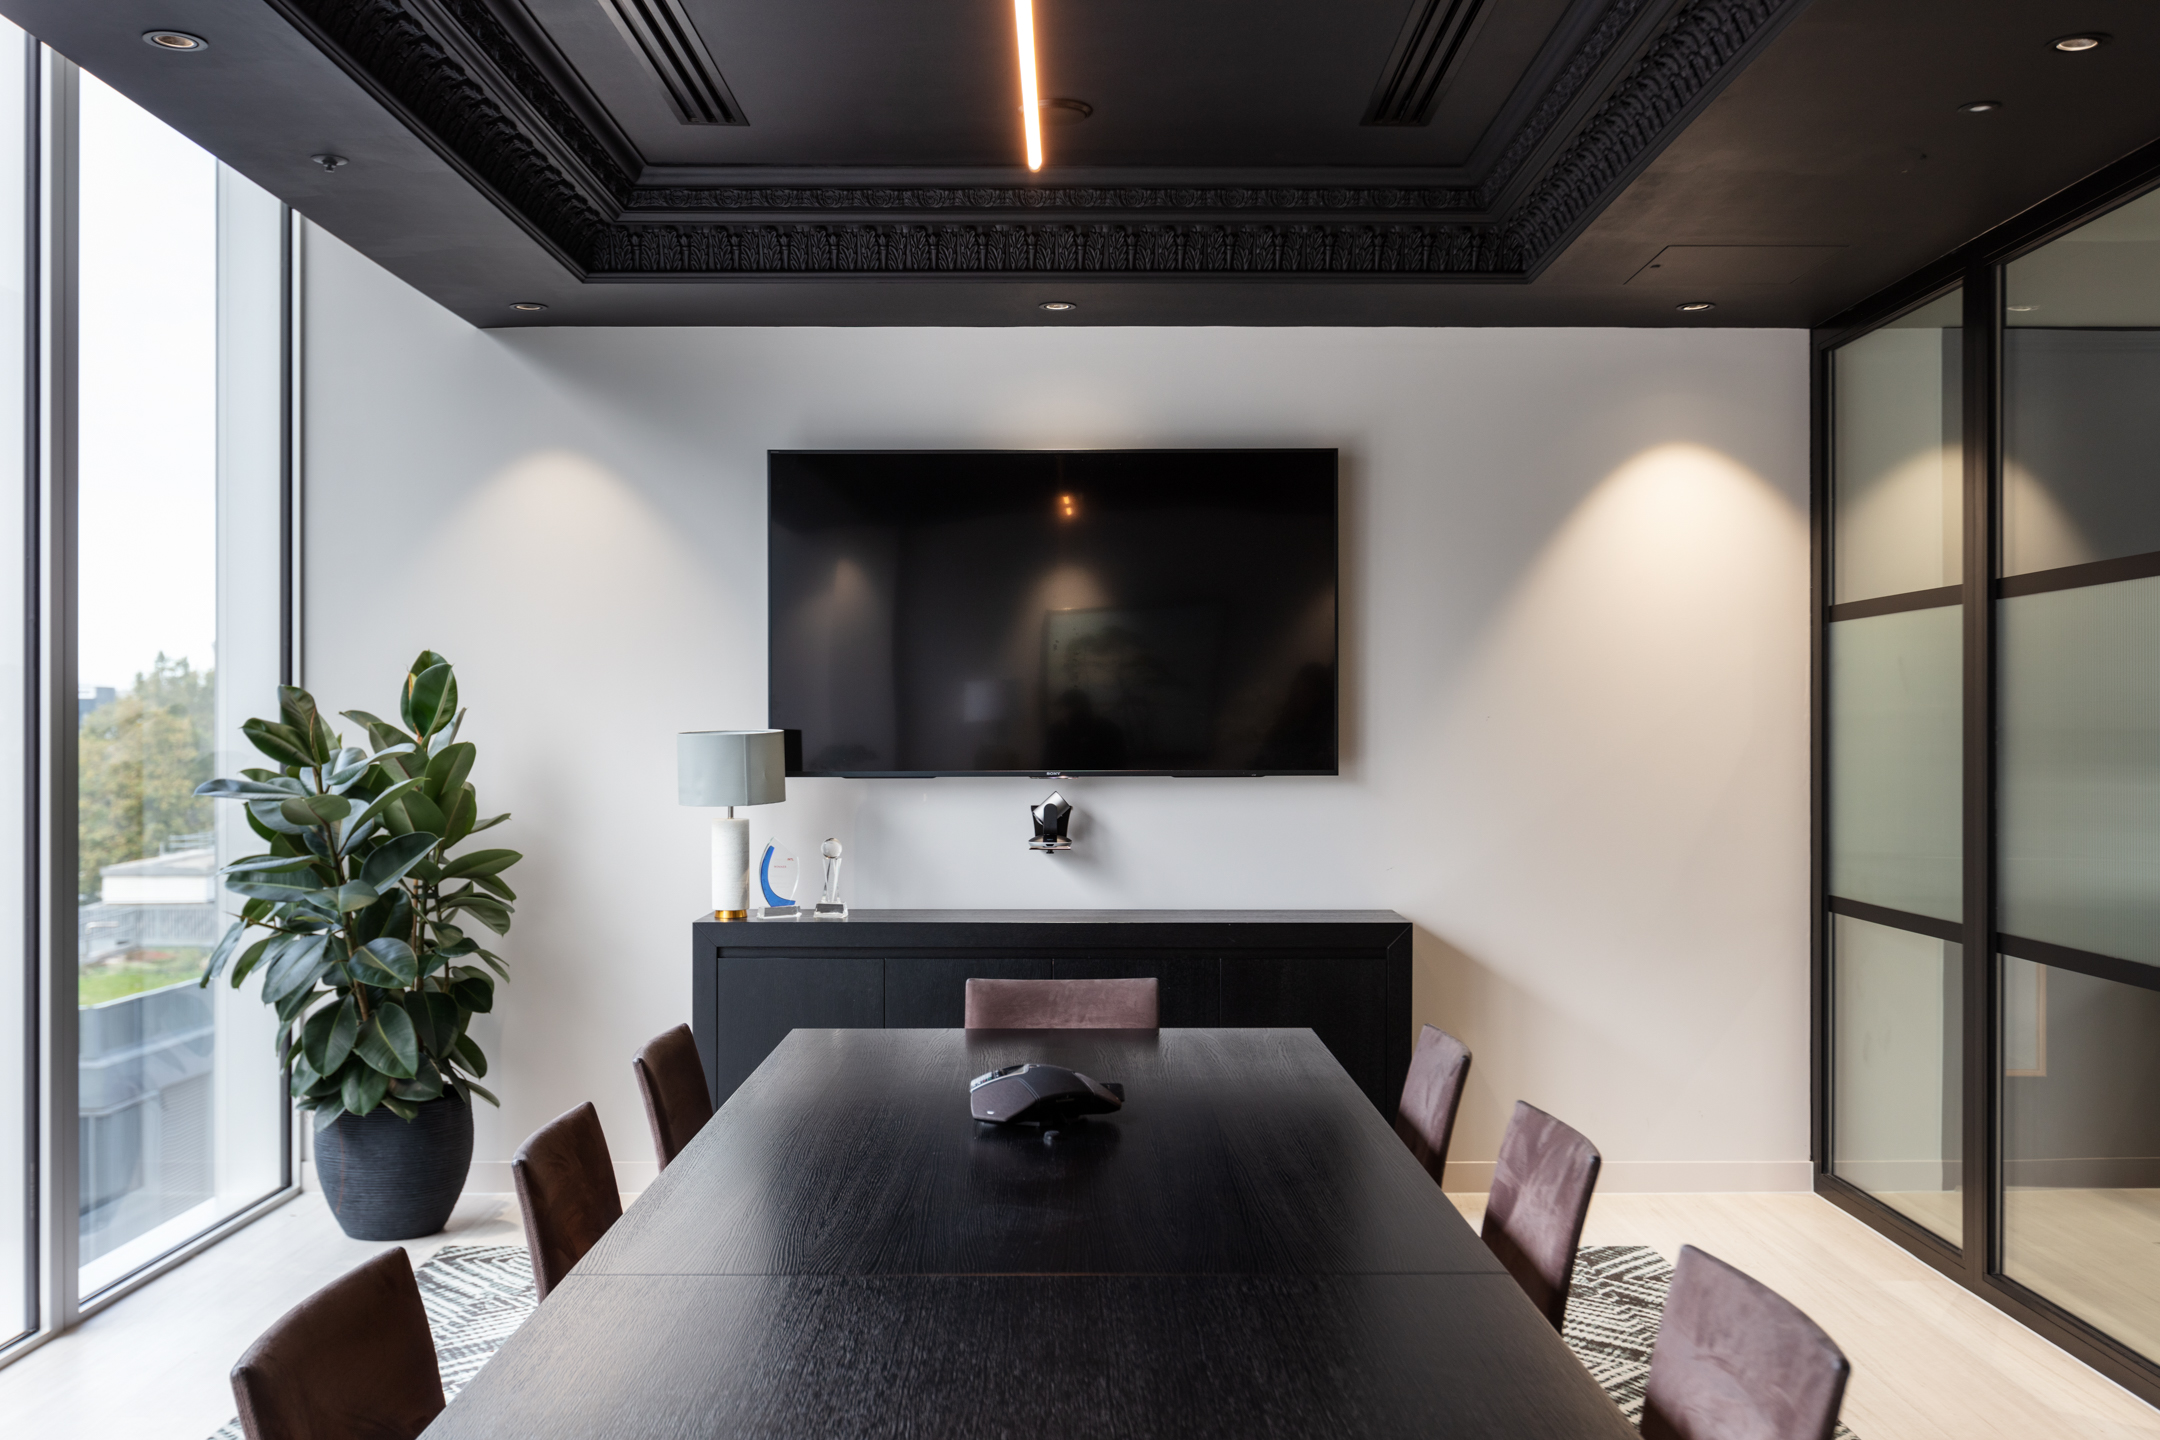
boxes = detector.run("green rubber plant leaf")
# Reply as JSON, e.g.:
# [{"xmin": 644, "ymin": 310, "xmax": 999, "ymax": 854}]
[
  {"xmin": 355, "ymin": 1002, "xmax": 420, "ymax": 1080},
  {"xmin": 440, "ymin": 848, "xmax": 521, "ymax": 880},
  {"xmin": 424, "ymin": 741, "xmax": 475, "ymax": 804},
  {"xmin": 379, "ymin": 1095, "xmax": 419, "ymax": 1121},
  {"xmin": 390, "ymin": 1056, "xmax": 446, "ymax": 1104},
  {"xmin": 342, "ymin": 1060, "xmax": 390, "ymax": 1116},
  {"xmin": 440, "ymin": 784, "xmax": 478, "ymax": 850},
  {"xmin": 277, "ymin": 684, "xmax": 320, "ymax": 741},
  {"xmin": 260, "ymin": 932, "xmax": 332, "ymax": 1004},
  {"xmin": 448, "ymin": 968, "xmax": 495, "ymax": 1014},
  {"xmin": 247, "ymin": 799, "xmax": 309, "ymax": 837},
  {"xmin": 348, "ymin": 774, "xmax": 427, "ymax": 832},
  {"xmin": 460, "ymin": 1077, "xmax": 499, "ymax": 1107},
  {"xmin": 445, "ymin": 893, "xmax": 513, "ymax": 936},
  {"xmin": 198, "ymin": 919, "xmax": 249, "ymax": 987},
  {"xmin": 405, "ymin": 989, "xmax": 461, "ymax": 1057},
  {"xmin": 401, "ymin": 789, "xmax": 447, "ymax": 837},
  {"xmin": 313, "ymin": 1101, "xmax": 345, "ymax": 1134},
  {"xmin": 304, "ymin": 994, "xmax": 361, "ymax": 1076},
  {"xmin": 470, "ymin": 872, "xmax": 516, "ymax": 902},
  {"xmin": 452, "ymin": 1032, "xmax": 489, "ymax": 1079},
  {"xmin": 279, "ymin": 794, "xmax": 352, "ymax": 831},
  {"xmin": 331, "ymin": 880, "xmax": 379, "ymax": 914},
  {"xmin": 342, "ymin": 708, "xmax": 417, "ymax": 753},
  {"xmin": 220, "ymin": 852, "xmax": 319, "ymax": 878},
  {"xmin": 197, "ymin": 776, "xmax": 306, "ymax": 799},
  {"xmin": 360, "ymin": 831, "xmax": 440, "ymax": 893},
  {"xmin": 402, "ymin": 658, "xmax": 457, "ymax": 738},
  {"xmin": 240, "ymin": 718, "xmax": 316, "ymax": 768},
  {"xmin": 350, "ymin": 936, "xmax": 420, "ymax": 989},
  {"xmin": 227, "ymin": 936, "xmax": 274, "ymax": 988},
  {"xmin": 465, "ymin": 812, "xmax": 511, "ymax": 835},
  {"xmin": 275, "ymin": 979, "xmax": 324, "ymax": 1025}
]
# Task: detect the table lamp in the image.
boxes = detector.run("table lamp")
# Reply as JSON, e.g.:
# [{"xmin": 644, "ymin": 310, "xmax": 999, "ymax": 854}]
[{"xmin": 678, "ymin": 729, "xmax": 787, "ymax": 920}]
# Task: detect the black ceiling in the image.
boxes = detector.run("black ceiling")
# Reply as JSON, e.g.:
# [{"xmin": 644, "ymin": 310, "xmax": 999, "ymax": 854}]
[{"xmin": 5, "ymin": 0, "xmax": 2159, "ymax": 326}]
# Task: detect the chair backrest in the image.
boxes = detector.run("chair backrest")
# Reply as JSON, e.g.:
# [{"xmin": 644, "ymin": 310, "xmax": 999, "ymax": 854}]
[
  {"xmin": 230, "ymin": 1247, "xmax": 442, "ymax": 1440},
  {"xmin": 1641, "ymin": 1246, "xmax": 1850, "ymax": 1440},
  {"xmin": 1481, "ymin": 1100, "xmax": 1602, "ymax": 1330},
  {"xmin": 963, "ymin": 976, "xmax": 1159, "ymax": 1029},
  {"xmin": 1395, "ymin": 1024, "xmax": 1471, "ymax": 1186},
  {"xmin": 633, "ymin": 1024, "xmax": 715, "ymax": 1170},
  {"xmin": 513, "ymin": 1101, "xmax": 623, "ymax": 1301}
]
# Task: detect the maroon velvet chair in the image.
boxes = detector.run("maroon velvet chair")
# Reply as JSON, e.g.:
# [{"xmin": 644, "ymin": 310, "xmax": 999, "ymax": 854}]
[
  {"xmin": 512, "ymin": 1101, "xmax": 623, "ymax": 1301},
  {"xmin": 1481, "ymin": 1100, "xmax": 1602, "ymax": 1330},
  {"xmin": 633, "ymin": 1024, "xmax": 715, "ymax": 1170},
  {"xmin": 1641, "ymin": 1245, "xmax": 1850, "ymax": 1440},
  {"xmin": 230, "ymin": 1247, "xmax": 442, "ymax": 1440},
  {"xmin": 1395, "ymin": 1024, "xmax": 1472, "ymax": 1186},
  {"xmin": 963, "ymin": 977, "xmax": 1159, "ymax": 1029}
]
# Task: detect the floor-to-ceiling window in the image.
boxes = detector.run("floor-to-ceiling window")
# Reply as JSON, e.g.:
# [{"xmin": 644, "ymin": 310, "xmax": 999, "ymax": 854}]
[
  {"xmin": 1817, "ymin": 153, "xmax": 2160, "ymax": 1404},
  {"xmin": 0, "ymin": 34, "xmax": 296, "ymax": 1368}
]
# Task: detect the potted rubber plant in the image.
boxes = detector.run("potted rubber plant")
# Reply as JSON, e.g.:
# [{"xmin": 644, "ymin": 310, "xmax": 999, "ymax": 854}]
[{"xmin": 194, "ymin": 651, "xmax": 520, "ymax": 1239}]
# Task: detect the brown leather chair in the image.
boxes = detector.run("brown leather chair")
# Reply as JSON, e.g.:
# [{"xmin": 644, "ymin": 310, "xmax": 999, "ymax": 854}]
[
  {"xmin": 1395, "ymin": 1024, "xmax": 1471, "ymax": 1186},
  {"xmin": 1481, "ymin": 1100, "xmax": 1602, "ymax": 1330},
  {"xmin": 513, "ymin": 1101, "xmax": 623, "ymax": 1301},
  {"xmin": 230, "ymin": 1247, "xmax": 442, "ymax": 1440},
  {"xmin": 1642, "ymin": 1245, "xmax": 1850, "ymax": 1440},
  {"xmin": 633, "ymin": 1024, "xmax": 715, "ymax": 1170},
  {"xmin": 963, "ymin": 976, "xmax": 1159, "ymax": 1029}
]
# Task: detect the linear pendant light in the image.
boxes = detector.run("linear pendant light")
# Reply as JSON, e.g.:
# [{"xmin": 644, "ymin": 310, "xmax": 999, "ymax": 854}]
[{"xmin": 1014, "ymin": 0, "xmax": 1043, "ymax": 171}]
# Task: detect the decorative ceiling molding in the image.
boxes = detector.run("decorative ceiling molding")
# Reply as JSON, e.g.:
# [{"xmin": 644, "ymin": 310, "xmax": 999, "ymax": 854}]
[
  {"xmin": 267, "ymin": 0, "xmax": 1807, "ymax": 280},
  {"xmin": 1363, "ymin": 0, "xmax": 1491, "ymax": 127}
]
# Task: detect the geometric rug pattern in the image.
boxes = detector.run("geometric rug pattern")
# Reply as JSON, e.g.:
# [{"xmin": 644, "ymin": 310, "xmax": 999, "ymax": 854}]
[{"xmin": 212, "ymin": 1242, "xmax": 1857, "ymax": 1437}]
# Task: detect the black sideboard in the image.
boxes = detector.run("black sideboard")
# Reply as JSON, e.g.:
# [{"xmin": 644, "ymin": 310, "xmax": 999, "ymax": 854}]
[{"xmin": 689, "ymin": 909, "xmax": 1413, "ymax": 1115}]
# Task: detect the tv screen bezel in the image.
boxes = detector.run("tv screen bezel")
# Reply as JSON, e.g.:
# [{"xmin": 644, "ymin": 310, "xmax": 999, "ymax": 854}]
[{"xmin": 767, "ymin": 447, "xmax": 1340, "ymax": 780}]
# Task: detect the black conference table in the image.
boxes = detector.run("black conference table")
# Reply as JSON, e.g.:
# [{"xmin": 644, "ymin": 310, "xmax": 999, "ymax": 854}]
[{"xmin": 424, "ymin": 1028, "xmax": 1635, "ymax": 1439}]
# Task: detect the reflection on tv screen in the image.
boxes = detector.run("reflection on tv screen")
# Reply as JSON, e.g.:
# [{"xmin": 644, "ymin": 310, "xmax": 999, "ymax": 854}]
[{"xmin": 768, "ymin": 450, "xmax": 1338, "ymax": 776}]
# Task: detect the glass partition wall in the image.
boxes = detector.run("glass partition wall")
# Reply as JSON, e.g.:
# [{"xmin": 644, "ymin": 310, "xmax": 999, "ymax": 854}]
[
  {"xmin": 1817, "ymin": 145, "xmax": 2160, "ymax": 1402},
  {"xmin": 0, "ymin": 35, "xmax": 298, "ymax": 1371}
]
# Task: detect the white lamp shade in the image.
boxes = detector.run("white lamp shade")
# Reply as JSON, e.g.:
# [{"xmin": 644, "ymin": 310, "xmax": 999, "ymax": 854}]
[{"xmin": 678, "ymin": 730, "xmax": 787, "ymax": 808}]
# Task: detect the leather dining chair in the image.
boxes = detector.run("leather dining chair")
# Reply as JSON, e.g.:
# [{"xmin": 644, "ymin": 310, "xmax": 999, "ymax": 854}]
[
  {"xmin": 513, "ymin": 1101, "xmax": 624, "ymax": 1301},
  {"xmin": 1481, "ymin": 1100, "xmax": 1603, "ymax": 1330},
  {"xmin": 1395, "ymin": 1024, "xmax": 1472, "ymax": 1186},
  {"xmin": 1641, "ymin": 1245, "xmax": 1850, "ymax": 1440},
  {"xmin": 963, "ymin": 976, "xmax": 1159, "ymax": 1029},
  {"xmin": 230, "ymin": 1247, "xmax": 442, "ymax": 1440},
  {"xmin": 633, "ymin": 1024, "xmax": 715, "ymax": 1170}
]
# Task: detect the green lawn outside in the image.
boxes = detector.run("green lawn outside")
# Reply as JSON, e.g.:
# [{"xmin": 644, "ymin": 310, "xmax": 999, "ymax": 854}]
[{"xmin": 79, "ymin": 949, "xmax": 209, "ymax": 1006}]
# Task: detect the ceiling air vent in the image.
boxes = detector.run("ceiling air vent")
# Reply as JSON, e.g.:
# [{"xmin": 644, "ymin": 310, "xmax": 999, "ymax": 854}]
[
  {"xmin": 601, "ymin": 0, "xmax": 747, "ymax": 126},
  {"xmin": 1363, "ymin": 0, "xmax": 1488, "ymax": 126}
]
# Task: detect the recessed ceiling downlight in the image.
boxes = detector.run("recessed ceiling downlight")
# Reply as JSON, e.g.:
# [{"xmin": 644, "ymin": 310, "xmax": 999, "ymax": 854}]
[
  {"xmin": 1960, "ymin": 100, "xmax": 2003, "ymax": 113},
  {"xmin": 2054, "ymin": 34, "xmax": 2105, "ymax": 52},
  {"xmin": 1676, "ymin": 301, "xmax": 1716, "ymax": 312},
  {"xmin": 511, "ymin": 302, "xmax": 548, "ymax": 312},
  {"xmin": 1039, "ymin": 301, "xmax": 1077, "ymax": 312},
  {"xmin": 142, "ymin": 30, "xmax": 208, "ymax": 52}
]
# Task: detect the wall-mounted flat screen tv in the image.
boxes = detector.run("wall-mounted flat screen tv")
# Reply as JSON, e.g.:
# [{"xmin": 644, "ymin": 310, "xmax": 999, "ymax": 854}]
[{"xmin": 769, "ymin": 449, "xmax": 1338, "ymax": 777}]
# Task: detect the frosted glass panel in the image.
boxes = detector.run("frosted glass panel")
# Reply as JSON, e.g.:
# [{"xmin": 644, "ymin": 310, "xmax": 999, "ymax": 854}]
[
  {"xmin": 2003, "ymin": 961, "xmax": 2160, "ymax": 1362},
  {"xmin": 1831, "ymin": 289, "xmax": 1962, "ymax": 604},
  {"xmin": 0, "ymin": 18, "xmax": 28, "ymax": 1349},
  {"xmin": 1828, "ymin": 607, "xmax": 1961, "ymax": 920},
  {"xmin": 2000, "ymin": 578, "xmax": 2160, "ymax": 964},
  {"xmin": 1832, "ymin": 915, "xmax": 1961, "ymax": 1244}
]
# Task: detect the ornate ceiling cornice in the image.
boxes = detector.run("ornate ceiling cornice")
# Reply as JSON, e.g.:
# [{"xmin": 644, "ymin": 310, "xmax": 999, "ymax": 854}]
[{"xmin": 268, "ymin": 0, "xmax": 1804, "ymax": 280}]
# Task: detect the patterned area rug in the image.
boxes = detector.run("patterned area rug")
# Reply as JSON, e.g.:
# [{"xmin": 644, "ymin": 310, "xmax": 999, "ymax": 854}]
[
  {"xmin": 1566, "ymin": 1244, "xmax": 1860, "ymax": 1439},
  {"xmin": 208, "ymin": 1245, "xmax": 536, "ymax": 1440},
  {"xmin": 209, "ymin": 1242, "xmax": 1856, "ymax": 1438}
]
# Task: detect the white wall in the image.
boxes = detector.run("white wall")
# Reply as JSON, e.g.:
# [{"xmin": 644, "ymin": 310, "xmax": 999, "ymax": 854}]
[{"xmin": 301, "ymin": 228, "xmax": 1813, "ymax": 1195}]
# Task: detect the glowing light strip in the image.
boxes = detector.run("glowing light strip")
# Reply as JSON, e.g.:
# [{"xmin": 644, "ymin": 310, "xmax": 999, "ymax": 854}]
[{"xmin": 1014, "ymin": 0, "xmax": 1043, "ymax": 172}]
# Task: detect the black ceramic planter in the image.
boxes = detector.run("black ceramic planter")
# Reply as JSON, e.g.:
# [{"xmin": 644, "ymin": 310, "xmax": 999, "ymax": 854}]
[{"xmin": 315, "ymin": 1092, "xmax": 474, "ymax": 1240}]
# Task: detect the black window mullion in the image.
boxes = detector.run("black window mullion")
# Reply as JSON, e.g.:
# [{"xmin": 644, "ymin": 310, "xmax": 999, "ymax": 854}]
[{"xmin": 1959, "ymin": 262, "xmax": 2002, "ymax": 1286}]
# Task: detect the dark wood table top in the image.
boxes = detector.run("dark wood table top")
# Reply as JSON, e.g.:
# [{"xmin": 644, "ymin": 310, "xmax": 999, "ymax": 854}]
[{"xmin": 425, "ymin": 1029, "xmax": 1634, "ymax": 1439}]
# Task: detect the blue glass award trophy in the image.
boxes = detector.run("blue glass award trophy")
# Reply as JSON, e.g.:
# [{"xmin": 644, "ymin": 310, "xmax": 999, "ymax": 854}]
[{"xmin": 751, "ymin": 842, "xmax": 800, "ymax": 920}]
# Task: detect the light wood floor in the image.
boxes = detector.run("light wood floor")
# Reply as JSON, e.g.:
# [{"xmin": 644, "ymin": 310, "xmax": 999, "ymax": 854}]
[
  {"xmin": 0, "ymin": 1192, "xmax": 525, "ymax": 1440},
  {"xmin": 1450, "ymin": 1191, "xmax": 2160, "ymax": 1440},
  {"xmin": 3, "ymin": 1188, "xmax": 2157, "ymax": 1439}
]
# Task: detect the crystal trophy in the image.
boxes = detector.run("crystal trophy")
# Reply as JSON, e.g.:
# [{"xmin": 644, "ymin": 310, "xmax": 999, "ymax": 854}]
[
  {"xmin": 812, "ymin": 837, "xmax": 848, "ymax": 919},
  {"xmin": 751, "ymin": 842, "xmax": 800, "ymax": 920}
]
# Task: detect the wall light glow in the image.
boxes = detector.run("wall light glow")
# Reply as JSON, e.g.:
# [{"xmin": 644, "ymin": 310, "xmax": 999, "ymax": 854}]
[{"xmin": 1014, "ymin": 0, "xmax": 1044, "ymax": 172}]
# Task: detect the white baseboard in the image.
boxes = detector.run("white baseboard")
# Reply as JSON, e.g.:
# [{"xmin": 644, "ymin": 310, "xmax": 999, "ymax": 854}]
[
  {"xmin": 1441, "ymin": 1159, "xmax": 1814, "ymax": 1193},
  {"xmin": 299, "ymin": 1157, "xmax": 656, "ymax": 1198}
]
